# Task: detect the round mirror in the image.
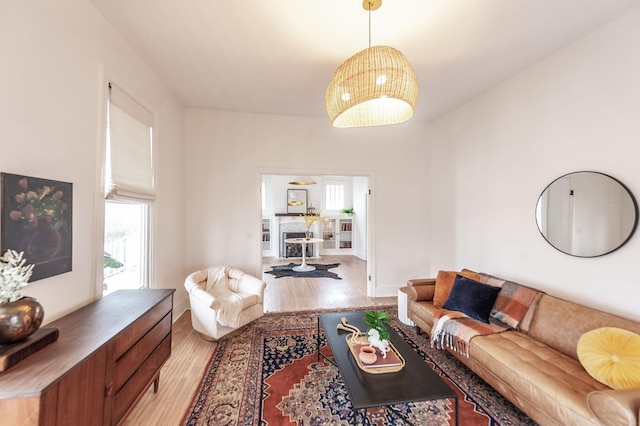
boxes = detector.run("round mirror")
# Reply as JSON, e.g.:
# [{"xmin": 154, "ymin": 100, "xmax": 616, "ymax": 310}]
[{"xmin": 535, "ymin": 171, "xmax": 638, "ymax": 257}]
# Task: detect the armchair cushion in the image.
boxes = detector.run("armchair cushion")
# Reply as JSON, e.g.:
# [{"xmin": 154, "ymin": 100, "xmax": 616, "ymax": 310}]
[{"xmin": 206, "ymin": 267, "xmax": 243, "ymax": 327}]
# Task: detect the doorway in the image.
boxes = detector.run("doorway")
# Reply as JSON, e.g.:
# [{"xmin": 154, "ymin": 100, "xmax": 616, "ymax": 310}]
[{"xmin": 260, "ymin": 173, "xmax": 374, "ymax": 296}]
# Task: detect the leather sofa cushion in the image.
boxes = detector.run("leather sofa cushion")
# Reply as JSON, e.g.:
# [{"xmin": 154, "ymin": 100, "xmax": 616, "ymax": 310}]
[
  {"xmin": 409, "ymin": 300, "xmax": 438, "ymax": 335},
  {"xmin": 411, "ymin": 300, "xmax": 438, "ymax": 325},
  {"xmin": 469, "ymin": 331, "xmax": 609, "ymax": 424},
  {"xmin": 527, "ymin": 295, "xmax": 640, "ymax": 359}
]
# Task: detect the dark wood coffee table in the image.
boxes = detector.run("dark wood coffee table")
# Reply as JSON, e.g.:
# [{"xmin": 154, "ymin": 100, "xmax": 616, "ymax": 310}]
[{"xmin": 318, "ymin": 311, "xmax": 458, "ymax": 425}]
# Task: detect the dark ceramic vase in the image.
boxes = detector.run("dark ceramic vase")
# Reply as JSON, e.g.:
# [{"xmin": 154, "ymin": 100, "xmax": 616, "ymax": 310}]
[
  {"xmin": 0, "ymin": 297, "xmax": 44, "ymax": 344},
  {"xmin": 23, "ymin": 220, "xmax": 62, "ymax": 263}
]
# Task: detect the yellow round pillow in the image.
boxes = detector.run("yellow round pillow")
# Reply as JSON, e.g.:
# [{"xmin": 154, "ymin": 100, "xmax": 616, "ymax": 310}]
[{"xmin": 577, "ymin": 327, "xmax": 640, "ymax": 390}]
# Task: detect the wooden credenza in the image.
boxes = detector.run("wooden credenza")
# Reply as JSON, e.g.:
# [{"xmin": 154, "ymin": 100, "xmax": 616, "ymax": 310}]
[{"xmin": 0, "ymin": 289, "xmax": 175, "ymax": 425}]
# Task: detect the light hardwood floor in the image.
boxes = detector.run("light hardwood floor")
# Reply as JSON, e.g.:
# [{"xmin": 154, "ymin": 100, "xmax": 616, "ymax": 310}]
[
  {"xmin": 262, "ymin": 254, "xmax": 397, "ymax": 311},
  {"xmin": 124, "ymin": 255, "xmax": 397, "ymax": 425}
]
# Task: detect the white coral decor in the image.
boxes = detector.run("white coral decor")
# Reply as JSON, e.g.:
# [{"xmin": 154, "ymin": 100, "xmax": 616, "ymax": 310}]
[{"xmin": 0, "ymin": 250, "xmax": 35, "ymax": 304}]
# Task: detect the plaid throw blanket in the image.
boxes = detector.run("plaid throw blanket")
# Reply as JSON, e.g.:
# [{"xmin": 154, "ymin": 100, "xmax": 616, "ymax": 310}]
[
  {"xmin": 431, "ymin": 276, "xmax": 540, "ymax": 357},
  {"xmin": 479, "ymin": 273, "xmax": 540, "ymax": 330},
  {"xmin": 431, "ymin": 309, "xmax": 507, "ymax": 357},
  {"xmin": 490, "ymin": 281, "xmax": 539, "ymax": 329}
]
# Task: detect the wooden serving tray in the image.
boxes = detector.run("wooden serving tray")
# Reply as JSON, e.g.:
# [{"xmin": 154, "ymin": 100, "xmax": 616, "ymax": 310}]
[{"xmin": 346, "ymin": 333, "xmax": 405, "ymax": 374}]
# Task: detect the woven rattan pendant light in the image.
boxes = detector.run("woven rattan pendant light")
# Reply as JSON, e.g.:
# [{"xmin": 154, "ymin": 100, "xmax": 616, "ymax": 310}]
[{"xmin": 326, "ymin": 0, "xmax": 418, "ymax": 128}]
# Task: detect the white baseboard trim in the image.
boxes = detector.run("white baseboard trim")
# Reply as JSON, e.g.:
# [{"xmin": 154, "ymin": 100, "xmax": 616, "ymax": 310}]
[
  {"xmin": 372, "ymin": 285, "xmax": 402, "ymax": 298},
  {"xmin": 173, "ymin": 298, "xmax": 189, "ymax": 322}
]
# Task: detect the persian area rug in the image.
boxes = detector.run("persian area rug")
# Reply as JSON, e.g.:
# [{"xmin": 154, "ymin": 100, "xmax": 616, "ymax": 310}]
[
  {"xmin": 265, "ymin": 263, "xmax": 342, "ymax": 280},
  {"xmin": 182, "ymin": 307, "xmax": 537, "ymax": 426}
]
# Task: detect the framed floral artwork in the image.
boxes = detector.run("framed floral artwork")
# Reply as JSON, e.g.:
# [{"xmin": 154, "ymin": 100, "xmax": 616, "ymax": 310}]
[{"xmin": 1, "ymin": 173, "xmax": 73, "ymax": 281}]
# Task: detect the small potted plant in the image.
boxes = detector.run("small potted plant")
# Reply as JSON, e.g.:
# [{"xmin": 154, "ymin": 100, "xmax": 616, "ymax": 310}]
[
  {"xmin": 363, "ymin": 310, "xmax": 391, "ymax": 341},
  {"xmin": 363, "ymin": 310, "xmax": 392, "ymax": 358}
]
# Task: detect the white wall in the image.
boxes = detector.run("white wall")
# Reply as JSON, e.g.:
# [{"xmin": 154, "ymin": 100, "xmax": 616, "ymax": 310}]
[
  {"xmin": 428, "ymin": 7, "xmax": 640, "ymax": 321},
  {"xmin": 185, "ymin": 110, "xmax": 430, "ymax": 295},
  {"xmin": 352, "ymin": 176, "xmax": 368, "ymax": 260},
  {"xmin": 0, "ymin": 0, "xmax": 186, "ymax": 321}
]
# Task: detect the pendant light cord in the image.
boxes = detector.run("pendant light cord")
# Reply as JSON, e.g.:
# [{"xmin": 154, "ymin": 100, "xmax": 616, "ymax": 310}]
[{"xmin": 368, "ymin": 3, "xmax": 372, "ymax": 47}]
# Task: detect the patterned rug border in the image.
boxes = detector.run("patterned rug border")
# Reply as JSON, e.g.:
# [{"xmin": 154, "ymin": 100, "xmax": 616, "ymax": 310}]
[
  {"xmin": 262, "ymin": 304, "xmax": 397, "ymax": 316},
  {"xmin": 182, "ymin": 307, "xmax": 536, "ymax": 425}
]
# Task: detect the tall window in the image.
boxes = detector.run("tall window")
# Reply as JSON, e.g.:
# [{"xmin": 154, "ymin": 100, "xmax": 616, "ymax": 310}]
[
  {"xmin": 325, "ymin": 182, "xmax": 346, "ymax": 211},
  {"xmin": 103, "ymin": 82, "xmax": 154, "ymax": 295}
]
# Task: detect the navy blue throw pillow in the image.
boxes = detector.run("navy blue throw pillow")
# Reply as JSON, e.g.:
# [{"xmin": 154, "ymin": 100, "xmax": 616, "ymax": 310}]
[{"xmin": 442, "ymin": 275, "xmax": 501, "ymax": 323}]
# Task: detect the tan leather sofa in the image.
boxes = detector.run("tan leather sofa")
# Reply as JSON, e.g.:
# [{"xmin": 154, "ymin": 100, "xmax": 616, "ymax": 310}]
[{"xmin": 406, "ymin": 275, "xmax": 640, "ymax": 426}]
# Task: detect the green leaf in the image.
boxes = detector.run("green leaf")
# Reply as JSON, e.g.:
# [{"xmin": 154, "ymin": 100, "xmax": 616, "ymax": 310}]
[
  {"xmin": 362, "ymin": 310, "xmax": 391, "ymax": 341},
  {"xmin": 377, "ymin": 326, "xmax": 391, "ymax": 342},
  {"xmin": 377, "ymin": 312, "xmax": 390, "ymax": 322},
  {"xmin": 104, "ymin": 252, "xmax": 124, "ymax": 269}
]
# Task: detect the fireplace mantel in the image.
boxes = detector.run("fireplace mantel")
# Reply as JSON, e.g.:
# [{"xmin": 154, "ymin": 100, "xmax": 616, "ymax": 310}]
[{"xmin": 273, "ymin": 216, "xmax": 320, "ymax": 259}]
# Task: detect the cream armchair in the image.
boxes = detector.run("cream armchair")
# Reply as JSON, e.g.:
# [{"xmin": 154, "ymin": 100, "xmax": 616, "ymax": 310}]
[{"xmin": 184, "ymin": 265, "xmax": 266, "ymax": 341}]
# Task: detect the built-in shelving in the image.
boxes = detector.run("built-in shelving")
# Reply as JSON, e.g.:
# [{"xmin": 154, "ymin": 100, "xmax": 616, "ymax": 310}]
[
  {"xmin": 320, "ymin": 216, "xmax": 354, "ymax": 254},
  {"xmin": 262, "ymin": 218, "xmax": 271, "ymax": 253}
]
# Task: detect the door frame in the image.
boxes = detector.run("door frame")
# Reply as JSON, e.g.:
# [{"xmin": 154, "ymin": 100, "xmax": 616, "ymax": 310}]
[{"xmin": 256, "ymin": 168, "xmax": 376, "ymax": 296}]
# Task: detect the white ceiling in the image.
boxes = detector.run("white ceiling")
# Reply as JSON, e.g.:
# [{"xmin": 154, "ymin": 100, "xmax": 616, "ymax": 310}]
[{"xmin": 89, "ymin": 0, "xmax": 638, "ymax": 123}]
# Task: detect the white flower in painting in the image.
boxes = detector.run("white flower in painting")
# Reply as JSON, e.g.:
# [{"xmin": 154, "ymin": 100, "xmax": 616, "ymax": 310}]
[{"xmin": 0, "ymin": 250, "xmax": 35, "ymax": 304}]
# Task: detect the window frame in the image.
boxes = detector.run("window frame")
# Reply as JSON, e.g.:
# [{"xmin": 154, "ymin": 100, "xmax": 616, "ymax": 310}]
[
  {"xmin": 323, "ymin": 179, "xmax": 351, "ymax": 213},
  {"xmin": 96, "ymin": 71, "xmax": 156, "ymax": 297},
  {"xmin": 103, "ymin": 197, "xmax": 153, "ymax": 293}
]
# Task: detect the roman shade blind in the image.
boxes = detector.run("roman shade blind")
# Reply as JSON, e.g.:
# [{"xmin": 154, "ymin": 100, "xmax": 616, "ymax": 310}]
[{"xmin": 107, "ymin": 82, "xmax": 155, "ymax": 199}]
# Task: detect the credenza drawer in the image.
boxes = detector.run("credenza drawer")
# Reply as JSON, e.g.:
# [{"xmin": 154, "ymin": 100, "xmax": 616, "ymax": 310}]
[
  {"xmin": 113, "ymin": 312, "xmax": 172, "ymax": 392},
  {"xmin": 112, "ymin": 296, "xmax": 172, "ymax": 360},
  {"xmin": 111, "ymin": 334, "xmax": 172, "ymax": 425}
]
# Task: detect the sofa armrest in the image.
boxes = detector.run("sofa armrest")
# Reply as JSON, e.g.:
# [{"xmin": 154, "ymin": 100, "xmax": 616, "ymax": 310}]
[
  {"xmin": 406, "ymin": 278, "xmax": 436, "ymax": 302},
  {"xmin": 587, "ymin": 388, "xmax": 640, "ymax": 426}
]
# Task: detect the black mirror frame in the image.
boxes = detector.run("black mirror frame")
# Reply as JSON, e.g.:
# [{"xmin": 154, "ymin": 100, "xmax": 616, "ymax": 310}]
[{"xmin": 535, "ymin": 171, "xmax": 639, "ymax": 258}]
